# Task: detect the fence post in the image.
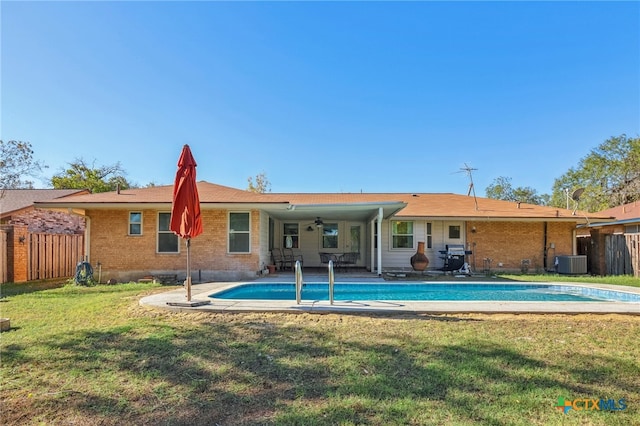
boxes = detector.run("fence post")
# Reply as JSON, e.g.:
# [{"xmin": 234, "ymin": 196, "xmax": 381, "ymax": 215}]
[
  {"xmin": 6, "ymin": 225, "xmax": 29, "ymax": 283},
  {"xmin": 0, "ymin": 228, "xmax": 7, "ymax": 283}
]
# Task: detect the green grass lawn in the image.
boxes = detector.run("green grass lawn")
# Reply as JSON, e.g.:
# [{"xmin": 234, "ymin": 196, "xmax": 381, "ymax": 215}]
[
  {"xmin": 499, "ymin": 273, "xmax": 640, "ymax": 288},
  {"xmin": 1, "ymin": 279, "xmax": 639, "ymax": 425}
]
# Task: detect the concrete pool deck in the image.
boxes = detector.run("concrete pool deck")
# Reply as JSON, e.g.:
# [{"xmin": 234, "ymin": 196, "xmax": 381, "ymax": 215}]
[{"xmin": 139, "ymin": 273, "xmax": 640, "ymax": 315}]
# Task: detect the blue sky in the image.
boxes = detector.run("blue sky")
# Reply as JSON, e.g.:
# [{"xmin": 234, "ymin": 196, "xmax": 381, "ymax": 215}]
[{"xmin": 2, "ymin": 1, "xmax": 639, "ymax": 196}]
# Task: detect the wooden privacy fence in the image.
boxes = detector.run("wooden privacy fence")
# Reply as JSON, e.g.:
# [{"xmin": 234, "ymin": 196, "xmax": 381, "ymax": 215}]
[
  {"xmin": 28, "ymin": 232, "xmax": 84, "ymax": 281},
  {"xmin": 605, "ymin": 234, "xmax": 639, "ymax": 277}
]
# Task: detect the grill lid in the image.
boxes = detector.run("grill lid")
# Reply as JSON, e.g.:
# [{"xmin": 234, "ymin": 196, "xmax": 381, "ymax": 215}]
[{"xmin": 446, "ymin": 244, "xmax": 466, "ymax": 255}]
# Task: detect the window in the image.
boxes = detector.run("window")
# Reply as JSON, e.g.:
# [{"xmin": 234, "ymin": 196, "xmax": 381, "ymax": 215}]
[
  {"xmin": 449, "ymin": 225, "xmax": 461, "ymax": 239},
  {"xmin": 283, "ymin": 223, "xmax": 299, "ymax": 248},
  {"xmin": 350, "ymin": 225, "xmax": 361, "ymax": 253},
  {"xmin": 229, "ymin": 212, "xmax": 250, "ymax": 253},
  {"xmin": 322, "ymin": 223, "xmax": 339, "ymax": 249},
  {"xmin": 129, "ymin": 212, "xmax": 142, "ymax": 235},
  {"xmin": 157, "ymin": 212, "xmax": 178, "ymax": 253},
  {"xmin": 625, "ymin": 225, "xmax": 639, "ymax": 234},
  {"xmin": 426, "ymin": 222, "xmax": 432, "ymax": 248},
  {"xmin": 391, "ymin": 221, "xmax": 413, "ymax": 249}
]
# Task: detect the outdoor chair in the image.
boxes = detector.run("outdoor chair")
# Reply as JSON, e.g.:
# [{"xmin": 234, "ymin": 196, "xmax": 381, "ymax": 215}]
[
  {"xmin": 283, "ymin": 248, "xmax": 304, "ymax": 269},
  {"xmin": 319, "ymin": 252, "xmax": 340, "ymax": 270},
  {"xmin": 339, "ymin": 252, "xmax": 359, "ymax": 270},
  {"xmin": 271, "ymin": 248, "xmax": 292, "ymax": 271}
]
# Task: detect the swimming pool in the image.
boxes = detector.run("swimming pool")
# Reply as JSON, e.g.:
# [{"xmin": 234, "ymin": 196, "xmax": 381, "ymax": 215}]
[{"xmin": 210, "ymin": 282, "xmax": 640, "ymax": 303}]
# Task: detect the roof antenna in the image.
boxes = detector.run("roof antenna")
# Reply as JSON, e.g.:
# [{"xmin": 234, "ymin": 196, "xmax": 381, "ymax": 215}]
[{"xmin": 458, "ymin": 163, "xmax": 479, "ymax": 211}]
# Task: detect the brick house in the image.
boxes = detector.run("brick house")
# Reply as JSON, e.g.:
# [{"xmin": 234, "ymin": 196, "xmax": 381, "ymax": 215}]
[
  {"xmin": 1, "ymin": 189, "xmax": 88, "ymax": 282},
  {"xmin": 1, "ymin": 189, "xmax": 88, "ymax": 233},
  {"xmin": 34, "ymin": 182, "xmax": 612, "ymax": 283}
]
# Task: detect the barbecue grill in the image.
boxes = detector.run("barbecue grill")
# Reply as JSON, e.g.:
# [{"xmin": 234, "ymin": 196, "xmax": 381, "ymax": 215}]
[{"xmin": 440, "ymin": 244, "xmax": 472, "ymax": 274}]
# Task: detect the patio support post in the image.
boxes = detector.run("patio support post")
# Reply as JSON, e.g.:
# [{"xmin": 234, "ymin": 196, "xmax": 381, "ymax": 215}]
[
  {"xmin": 370, "ymin": 219, "xmax": 375, "ymax": 274},
  {"xmin": 377, "ymin": 207, "xmax": 383, "ymax": 277}
]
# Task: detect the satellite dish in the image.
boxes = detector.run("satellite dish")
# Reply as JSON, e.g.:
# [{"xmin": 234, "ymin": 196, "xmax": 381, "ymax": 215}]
[
  {"xmin": 571, "ymin": 188, "xmax": 585, "ymax": 202},
  {"xmin": 571, "ymin": 188, "xmax": 585, "ymax": 215}
]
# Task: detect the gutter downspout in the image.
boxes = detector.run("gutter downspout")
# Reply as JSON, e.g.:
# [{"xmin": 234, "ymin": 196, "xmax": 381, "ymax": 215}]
[
  {"xmin": 84, "ymin": 216, "xmax": 91, "ymax": 263},
  {"xmin": 543, "ymin": 221, "xmax": 548, "ymax": 271}
]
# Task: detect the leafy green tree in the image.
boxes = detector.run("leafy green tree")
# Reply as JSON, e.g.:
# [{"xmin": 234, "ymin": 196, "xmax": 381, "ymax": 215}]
[
  {"xmin": 247, "ymin": 172, "xmax": 271, "ymax": 193},
  {"xmin": 549, "ymin": 135, "xmax": 640, "ymax": 212},
  {"xmin": 485, "ymin": 176, "xmax": 547, "ymax": 205},
  {"xmin": 0, "ymin": 140, "xmax": 47, "ymax": 190},
  {"xmin": 51, "ymin": 159, "xmax": 133, "ymax": 193}
]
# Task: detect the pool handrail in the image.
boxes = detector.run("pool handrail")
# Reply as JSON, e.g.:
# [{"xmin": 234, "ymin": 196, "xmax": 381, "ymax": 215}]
[
  {"xmin": 295, "ymin": 260, "xmax": 303, "ymax": 304},
  {"xmin": 328, "ymin": 260, "xmax": 334, "ymax": 305}
]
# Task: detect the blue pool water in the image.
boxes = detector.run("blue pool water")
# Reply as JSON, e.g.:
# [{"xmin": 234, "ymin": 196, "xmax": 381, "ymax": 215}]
[{"xmin": 210, "ymin": 282, "xmax": 640, "ymax": 303}]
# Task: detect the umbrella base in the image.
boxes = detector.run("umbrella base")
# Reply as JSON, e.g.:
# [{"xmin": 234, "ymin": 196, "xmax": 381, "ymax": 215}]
[{"xmin": 167, "ymin": 300, "xmax": 211, "ymax": 307}]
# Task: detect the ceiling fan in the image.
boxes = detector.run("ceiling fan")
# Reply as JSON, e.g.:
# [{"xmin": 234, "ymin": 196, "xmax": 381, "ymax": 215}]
[{"xmin": 304, "ymin": 217, "xmax": 324, "ymax": 231}]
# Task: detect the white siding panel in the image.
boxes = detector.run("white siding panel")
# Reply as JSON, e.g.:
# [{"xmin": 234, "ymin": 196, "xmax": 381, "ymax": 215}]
[{"xmin": 379, "ymin": 220, "xmax": 466, "ymax": 271}]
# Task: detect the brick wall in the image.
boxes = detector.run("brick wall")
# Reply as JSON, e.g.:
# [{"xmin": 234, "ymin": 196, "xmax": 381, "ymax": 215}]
[
  {"xmin": 81, "ymin": 209, "xmax": 583, "ymax": 280},
  {"xmin": 5, "ymin": 225, "xmax": 28, "ymax": 282},
  {"xmin": 466, "ymin": 221, "xmax": 577, "ymax": 273},
  {"xmin": 87, "ymin": 208, "xmax": 262, "ymax": 282},
  {"xmin": 6, "ymin": 208, "xmax": 85, "ymax": 234}
]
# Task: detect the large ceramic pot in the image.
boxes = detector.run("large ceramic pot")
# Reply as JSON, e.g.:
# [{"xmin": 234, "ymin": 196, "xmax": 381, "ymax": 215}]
[{"xmin": 410, "ymin": 241, "xmax": 429, "ymax": 271}]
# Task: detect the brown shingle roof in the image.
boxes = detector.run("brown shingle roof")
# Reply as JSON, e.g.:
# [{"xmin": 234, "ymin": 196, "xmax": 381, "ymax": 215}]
[
  {"xmin": 33, "ymin": 181, "xmax": 612, "ymax": 220},
  {"xmin": 265, "ymin": 192, "xmax": 611, "ymax": 220},
  {"xmin": 34, "ymin": 182, "xmax": 283, "ymax": 204},
  {"xmin": 1, "ymin": 189, "xmax": 89, "ymax": 216},
  {"xmin": 596, "ymin": 201, "xmax": 640, "ymax": 221}
]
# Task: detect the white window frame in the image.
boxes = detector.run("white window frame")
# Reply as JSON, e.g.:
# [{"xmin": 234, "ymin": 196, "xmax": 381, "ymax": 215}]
[
  {"xmin": 228, "ymin": 211, "xmax": 251, "ymax": 253},
  {"xmin": 157, "ymin": 212, "xmax": 179, "ymax": 253},
  {"xmin": 321, "ymin": 223, "xmax": 339, "ymax": 249},
  {"xmin": 129, "ymin": 211, "xmax": 143, "ymax": 236},
  {"xmin": 283, "ymin": 223, "xmax": 299, "ymax": 248},
  {"xmin": 391, "ymin": 220, "xmax": 414, "ymax": 250}
]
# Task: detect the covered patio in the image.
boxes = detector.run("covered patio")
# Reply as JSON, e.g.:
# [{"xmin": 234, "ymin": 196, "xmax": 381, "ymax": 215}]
[{"xmin": 262, "ymin": 200, "xmax": 407, "ymax": 276}]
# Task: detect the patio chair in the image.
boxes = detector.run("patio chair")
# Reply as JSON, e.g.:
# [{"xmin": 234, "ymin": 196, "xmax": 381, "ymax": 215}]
[
  {"xmin": 319, "ymin": 252, "xmax": 340, "ymax": 270},
  {"xmin": 283, "ymin": 247, "xmax": 303, "ymax": 269},
  {"xmin": 271, "ymin": 248, "xmax": 292, "ymax": 271},
  {"xmin": 339, "ymin": 252, "xmax": 359, "ymax": 270}
]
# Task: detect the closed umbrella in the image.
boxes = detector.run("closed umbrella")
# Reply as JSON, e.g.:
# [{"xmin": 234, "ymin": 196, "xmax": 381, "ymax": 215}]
[{"xmin": 170, "ymin": 144, "xmax": 203, "ymax": 302}]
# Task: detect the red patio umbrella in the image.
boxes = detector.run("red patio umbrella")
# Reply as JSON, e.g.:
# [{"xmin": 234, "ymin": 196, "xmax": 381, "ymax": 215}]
[{"xmin": 170, "ymin": 144, "xmax": 203, "ymax": 301}]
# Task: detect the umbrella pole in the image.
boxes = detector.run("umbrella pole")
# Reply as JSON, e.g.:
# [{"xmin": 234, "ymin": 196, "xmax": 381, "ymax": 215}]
[{"xmin": 186, "ymin": 238, "xmax": 192, "ymax": 301}]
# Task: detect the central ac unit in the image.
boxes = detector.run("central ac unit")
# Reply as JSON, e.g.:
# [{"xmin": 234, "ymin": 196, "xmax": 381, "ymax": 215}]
[{"xmin": 556, "ymin": 255, "xmax": 587, "ymax": 274}]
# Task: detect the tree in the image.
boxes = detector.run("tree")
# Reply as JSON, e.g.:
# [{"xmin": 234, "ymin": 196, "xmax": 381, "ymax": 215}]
[
  {"xmin": 549, "ymin": 135, "xmax": 640, "ymax": 212},
  {"xmin": 485, "ymin": 176, "xmax": 548, "ymax": 205},
  {"xmin": 51, "ymin": 159, "xmax": 133, "ymax": 193},
  {"xmin": 247, "ymin": 172, "xmax": 271, "ymax": 193},
  {"xmin": 0, "ymin": 140, "xmax": 47, "ymax": 190}
]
